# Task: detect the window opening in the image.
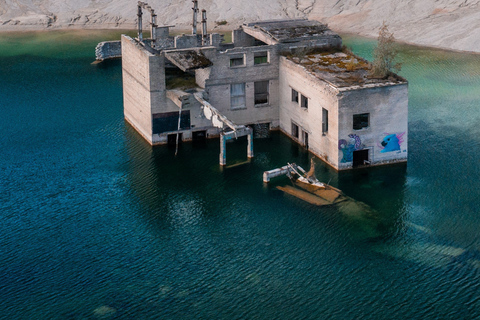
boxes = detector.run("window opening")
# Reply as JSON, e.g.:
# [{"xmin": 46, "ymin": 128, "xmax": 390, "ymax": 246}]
[
  {"xmin": 322, "ymin": 108, "xmax": 328, "ymax": 133},
  {"xmin": 230, "ymin": 56, "xmax": 244, "ymax": 67},
  {"xmin": 292, "ymin": 89, "xmax": 298, "ymax": 103},
  {"xmin": 303, "ymin": 131, "xmax": 309, "ymax": 149},
  {"xmin": 353, "ymin": 113, "xmax": 369, "ymax": 130},
  {"xmin": 254, "ymin": 51, "xmax": 268, "ymax": 65},
  {"xmin": 301, "ymin": 95, "xmax": 308, "ymax": 109},
  {"xmin": 230, "ymin": 83, "xmax": 246, "ymax": 110},
  {"xmin": 254, "ymin": 81, "xmax": 269, "ymax": 105},
  {"xmin": 291, "ymin": 122, "xmax": 299, "ymax": 139}
]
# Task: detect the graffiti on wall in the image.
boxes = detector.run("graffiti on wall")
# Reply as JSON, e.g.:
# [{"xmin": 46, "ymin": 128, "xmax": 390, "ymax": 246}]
[
  {"xmin": 379, "ymin": 132, "xmax": 405, "ymax": 153},
  {"xmin": 338, "ymin": 134, "xmax": 364, "ymax": 163}
]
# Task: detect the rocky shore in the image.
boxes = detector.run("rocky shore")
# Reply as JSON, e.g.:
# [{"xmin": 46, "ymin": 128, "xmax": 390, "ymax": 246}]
[{"xmin": 1, "ymin": 0, "xmax": 480, "ymax": 53}]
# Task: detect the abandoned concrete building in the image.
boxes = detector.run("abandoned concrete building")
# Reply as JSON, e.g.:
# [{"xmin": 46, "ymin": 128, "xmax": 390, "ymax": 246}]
[{"xmin": 97, "ymin": 2, "xmax": 408, "ymax": 170}]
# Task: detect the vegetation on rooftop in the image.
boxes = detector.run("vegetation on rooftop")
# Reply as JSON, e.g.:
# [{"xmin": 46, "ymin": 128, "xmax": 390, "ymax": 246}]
[
  {"xmin": 371, "ymin": 22, "xmax": 402, "ymax": 78},
  {"xmin": 283, "ymin": 45, "xmax": 404, "ymax": 87}
]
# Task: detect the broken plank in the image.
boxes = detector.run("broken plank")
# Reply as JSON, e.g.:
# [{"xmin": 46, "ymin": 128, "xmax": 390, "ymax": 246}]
[{"xmin": 277, "ymin": 185, "xmax": 332, "ymax": 206}]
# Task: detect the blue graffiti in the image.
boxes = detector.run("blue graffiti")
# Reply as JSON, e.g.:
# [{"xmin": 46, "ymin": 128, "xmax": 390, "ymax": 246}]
[
  {"xmin": 339, "ymin": 134, "xmax": 363, "ymax": 163},
  {"xmin": 380, "ymin": 134, "xmax": 401, "ymax": 153}
]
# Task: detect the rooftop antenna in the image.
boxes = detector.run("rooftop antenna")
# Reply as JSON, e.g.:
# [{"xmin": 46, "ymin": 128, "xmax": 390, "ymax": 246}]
[
  {"xmin": 201, "ymin": 9, "xmax": 208, "ymax": 45},
  {"xmin": 192, "ymin": 0, "xmax": 199, "ymax": 35}
]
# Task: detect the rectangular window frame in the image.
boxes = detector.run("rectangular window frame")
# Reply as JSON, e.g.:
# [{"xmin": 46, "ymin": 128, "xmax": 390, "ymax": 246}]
[
  {"xmin": 291, "ymin": 88, "xmax": 299, "ymax": 103},
  {"xmin": 353, "ymin": 113, "xmax": 370, "ymax": 130},
  {"xmin": 229, "ymin": 54, "xmax": 245, "ymax": 68},
  {"xmin": 230, "ymin": 83, "xmax": 246, "ymax": 110},
  {"xmin": 291, "ymin": 122, "xmax": 299, "ymax": 139},
  {"xmin": 254, "ymin": 51, "xmax": 269, "ymax": 65},
  {"xmin": 254, "ymin": 80, "xmax": 269, "ymax": 106},
  {"xmin": 322, "ymin": 108, "xmax": 328, "ymax": 134},
  {"xmin": 301, "ymin": 94, "xmax": 309, "ymax": 109}
]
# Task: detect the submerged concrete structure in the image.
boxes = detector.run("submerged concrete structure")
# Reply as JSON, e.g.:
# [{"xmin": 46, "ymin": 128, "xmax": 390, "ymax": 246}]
[{"xmin": 110, "ymin": 2, "xmax": 408, "ymax": 170}]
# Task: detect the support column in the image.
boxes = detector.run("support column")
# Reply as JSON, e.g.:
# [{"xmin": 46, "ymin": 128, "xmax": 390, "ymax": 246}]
[
  {"xmin": 247, "ymin": 129, "xmax": 254, "ymax": 158},
  {"xmin": 219, "ymin": 134, "xmax": 227, "ymax": 166}
]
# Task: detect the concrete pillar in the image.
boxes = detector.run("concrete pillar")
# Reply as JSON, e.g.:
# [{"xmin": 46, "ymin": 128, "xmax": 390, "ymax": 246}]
[
  {"xmin": 220, "ymin": 134, "xmax": 227, "ymax": 166},
  {"xmin": 247, "ymin": 130, "xmax": 254, "ymax": 158}
]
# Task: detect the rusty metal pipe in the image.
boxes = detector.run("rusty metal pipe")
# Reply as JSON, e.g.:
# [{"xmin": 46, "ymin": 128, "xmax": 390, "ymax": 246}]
[
  {"xmin": 192, "ymin": 0, "xmax": 198, "ymax": 35},
  {"xmin": 201, "ymin": 9, "xmax": 207, "ymax": 45}
]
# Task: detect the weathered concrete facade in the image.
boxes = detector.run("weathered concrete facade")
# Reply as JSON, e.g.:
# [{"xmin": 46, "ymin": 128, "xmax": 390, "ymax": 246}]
[
  {"xmin": 279, "ymin": 57, "xmax": 341, "ymax": 166},
  {"xmin": 279, "ymin": 55, "xmax": 408, "ymax": 170},
  {"xmin": 113, "ymin": 3, "xmax": 408, "ymax": 170}
]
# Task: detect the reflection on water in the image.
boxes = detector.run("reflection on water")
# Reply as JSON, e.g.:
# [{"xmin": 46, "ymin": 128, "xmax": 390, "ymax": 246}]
[{"xmin": 0, "ymin": 31, "xmax": 479, "ymax": 319}]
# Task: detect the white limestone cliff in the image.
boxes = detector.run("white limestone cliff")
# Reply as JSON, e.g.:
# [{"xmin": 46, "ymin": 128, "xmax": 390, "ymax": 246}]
[{"xmin": 1, "ymin": 0, "xmax": 480, "ymax": 52}]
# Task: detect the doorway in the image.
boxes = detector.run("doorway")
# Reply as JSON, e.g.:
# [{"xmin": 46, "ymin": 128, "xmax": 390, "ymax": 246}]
[
  {"xmin": 303, "ymin": 131, "xmax": 309, "ymax": 150},
  {"xmin": 352, "ymin": 149, "xmax": 369, "ymax": 167},
  {"xmin": 167, "ymin": 133, "xmax": 182, "ymax": 146}
]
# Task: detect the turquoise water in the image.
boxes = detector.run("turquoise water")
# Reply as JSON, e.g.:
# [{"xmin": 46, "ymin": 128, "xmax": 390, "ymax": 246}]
[{"xmin": 1, "ymin": 31, "xmax": 479, "ymax": 319}]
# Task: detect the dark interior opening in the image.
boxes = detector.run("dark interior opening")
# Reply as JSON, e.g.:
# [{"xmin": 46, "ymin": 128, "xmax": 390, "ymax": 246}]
[
  {"xmin": 353, "ymin": 149, "xmax": 369, "ymax": 167},
  {"xmin": 167, "ymin": 133, "xmax": 183, "ymax": 146}
]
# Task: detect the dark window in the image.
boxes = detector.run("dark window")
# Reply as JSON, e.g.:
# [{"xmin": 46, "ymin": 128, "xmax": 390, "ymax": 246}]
[
  {"xmin": 322, "ymin": 108, "xmax": 328, "ymax": 133},
  {"xmin": 192, "ymin": 130, "xmax": 207, "ymax": 142},
  {"xmin": 152, "ymin": 111, "xmax": 190, "ymax": 134},
  {"xmin": 254, "ymin": 81, "xmax": 269, "ymax": 105},
  {"xmin": 231, "ymin": 83, "xmax": 246, "ymax": 110},
  {"xmin": 230, "ymin": 56, "xmax": 244, "ymax": 67},
  {"xmin": 292, "ymin": 89, "xmax": 298, "ymax": 103},
  {"xmin": 254, "ymin": 51, "xmax": 268, "ymax": 65},
  {"xmin": 291, "ymin": 122, "xmax": 299, "ymax": 138},
  {"xmin": 301, "ymin": 95, "xmax": 308, "ymax": 109},
  {"xmin": 353, "ymin": 113, "xmax": 369, "ymax": 130}
]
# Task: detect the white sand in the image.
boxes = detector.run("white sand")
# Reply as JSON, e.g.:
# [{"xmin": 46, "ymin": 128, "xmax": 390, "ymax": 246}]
[{"xmin": 1, "ymin": 0, "xmax": 480, "ymax": 53}]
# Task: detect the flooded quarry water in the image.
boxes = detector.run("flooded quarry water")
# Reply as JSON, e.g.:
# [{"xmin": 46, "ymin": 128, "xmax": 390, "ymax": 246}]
[{"xmin": 0, "ymin": 31, "xmax": 479, "ymax": 319}]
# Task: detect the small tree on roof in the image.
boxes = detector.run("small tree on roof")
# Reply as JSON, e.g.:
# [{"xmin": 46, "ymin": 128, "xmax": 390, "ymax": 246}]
[{"xmin": 371, "ymin": 22, "xmax": 401, "ymax": 78}]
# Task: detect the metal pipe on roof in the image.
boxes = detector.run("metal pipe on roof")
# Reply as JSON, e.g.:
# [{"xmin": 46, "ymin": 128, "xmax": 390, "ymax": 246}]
[
  {"xmin": 151, "ymin": 13, "xmax": 157, "ymax": 47},
  {"xmin": 192, "ymin": 0, "xmax": 199, "ymax": 35},
  {"xmin": 201, "ymin": 9, "xmax": 207, "ymax": 45},
  {"xmin": 137, "ymin": 2, "xmax": 143, "ymax": 42}
]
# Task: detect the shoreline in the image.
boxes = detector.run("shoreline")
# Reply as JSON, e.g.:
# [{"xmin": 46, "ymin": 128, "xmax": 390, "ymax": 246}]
[{"xmin": 2, "ymin": 26, "xmax": 479, "ymax": 56}]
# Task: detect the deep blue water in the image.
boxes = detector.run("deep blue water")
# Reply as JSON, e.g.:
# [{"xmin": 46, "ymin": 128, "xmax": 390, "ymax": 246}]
[{"xmin": 0, "ymin": 31, "xmax": 479, "ymax": 319}]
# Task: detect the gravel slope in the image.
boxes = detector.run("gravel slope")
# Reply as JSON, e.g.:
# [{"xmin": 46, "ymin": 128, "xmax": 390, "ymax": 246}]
[{"xmin": 1, "ymin": 0, "xmax": 480, "ymax": 52}]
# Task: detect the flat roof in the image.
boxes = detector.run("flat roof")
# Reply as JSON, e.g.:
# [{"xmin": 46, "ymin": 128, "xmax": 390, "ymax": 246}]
[
  {"xmin": 286, "ymin": 50, "xmax": 406, "ymax": 89},
  {"xmin": 243, "ymin": 19, "xmax": 336, "ymax": 44}
]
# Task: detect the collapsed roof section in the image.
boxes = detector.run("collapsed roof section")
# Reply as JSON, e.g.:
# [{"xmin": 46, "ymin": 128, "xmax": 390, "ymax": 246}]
[
  {"xmin": 242, "ymin": 19, "xmax": 338, "ymax": 45},
  {"xmin": 164, "ymin": 49, "xmax": 212, "ymax": 72}
]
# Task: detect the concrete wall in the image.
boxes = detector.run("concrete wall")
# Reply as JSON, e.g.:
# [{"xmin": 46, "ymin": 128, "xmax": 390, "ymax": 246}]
[
  {"xmin": 337, "ymin": 84, "xmax": 408, "ymax": 169},
  {"xmin": 279, "ymin": 57, "xmax": 340, "ymax": 167},
  {"xmin": 279, "ymin": 56, "xmax": 408, "ymax": 170},
  {"xmin": 95, "ymin": 40, "xmax": 121, "ymax": 61},
  {"xmin": 276, "ymin": 35, "xmax": 342, "ymax": 54},
  {"xmin": 121, "ymin": 35, "xmax": 167, "ymax": 144},
  {"xmin": 232, "ymin": 29, "xmax": 256, "ymax": 47},
  {"xmin": 202, "ymin": 45, "xmax": 280, "ymax": 127}
]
